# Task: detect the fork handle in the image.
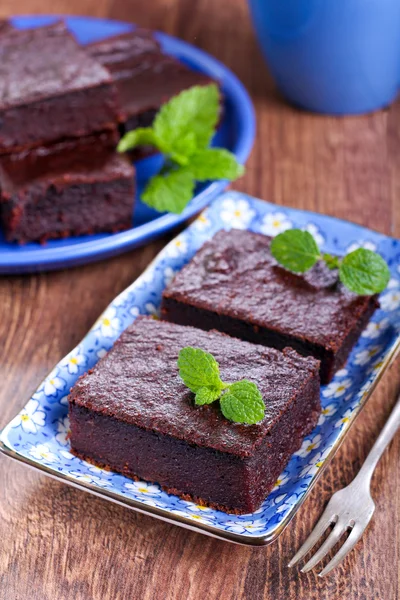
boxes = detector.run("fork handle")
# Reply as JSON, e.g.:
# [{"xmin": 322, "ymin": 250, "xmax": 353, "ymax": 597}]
[{"xmin": 355, "ymin": 393, "xmax": 400, "ymax": 486}]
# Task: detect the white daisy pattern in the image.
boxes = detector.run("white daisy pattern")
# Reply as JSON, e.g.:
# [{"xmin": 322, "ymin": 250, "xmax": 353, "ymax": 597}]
[
  {"xmin": 11, "ymin": 399, "xmax": 46, "ymax": 434},
  {"xmin": 388, "ymin": 278, "xmax": 400, "ymax": 289},
  {"xmin": 180, "ymin": 502, "xmax": 213, "ymax": 513},
  {"xmin": 62, "ymin": 350, "xmax": 86, "ymax": 375},
  {"xmin": 129, "ymin": 306, "xmax": 140, "ymax": 319},
  {"xmin": 346, "ymin": 240, "xmax": 377, "ymax": 254},
  {"xmin": 29, "ymin": 443, "xmax": 59, "ymax": 464},
  {"xmin": 354, "ymin": 346, "xmax": 381, "ymax": 366},
  {"xmin": 367, "ymin": 357, "xmax": 385, "ymax": 376},
  {"xmin": 88, "ymin": 464, "xmax": 107, "ymax": 475},
  {"xmin": 165, "ymin": 236, "xmax": 188, "ymax": 258},
  {"xmin": 138, "ymin": 266, "xmax": 156, "ymax": 285},
  {"xmin": 304, "ymin": 223, "xmax": 325, "ymax": 247},
  {"xmin": 124, "ymin": 481, "xmax": 161, "ymax": 496},
  {"xmin": 318, "ymin": 404, "xmax": 337, "ymax": 425},
  {"xmin": 295, "ymin": 434, "xmax": 322, "ymax": 457},
  {"xmin": 163, "ymin": 267, "xmax": 177, "ymax": 287},
  {"xmin": 140, "ymin": 498, "xmax": 165, "ymax": 508},
  {"xmin": 59, "ymin": 449, "xmax": 75, "ymax": 461},
  {"xmin": 69, "ymin": 472, "xmax": 112, "ymax": 487},
  {"xmin": 145, "ymin": 302, "xmax": 160, "ymax": 317},
  {"xmin": 96, "ymin": 306, "xmax": 121, "ymax": 338},
  {"xmin": 96, "ymin": 348, "xmax": 107, "ymax": 359},
  {"xmin": 220, "ymin": 197, "xmax": 255, "ymax": 229},
  {"xmin": 275, "ymin": 494, "xmax": 298, "ymax": 514},
  {"xmin": 380, "ymin": 290, "xmax": 400, "ymax": 312},
  {"xmin": 362, "ymin": 318, "xmax": 390, "ymax": 339},
  {"xmin": 273, "ymin": 472, "xmax": 290, "ymax": 489},
  {"xmin": 299, "ymin": 448, "xmax": 331, "ymax": 478},
  {"xmin": 335, "ymin": 409, "xmax": 353, "ymax": 430},
  {"xmin": 55, "ymin": 415, "xmax": 70, "ymax": 446},
  {"xmin": 172, "ymin": 509, "xmax": 214, "ymax": 524},
  {"xmin": 225, "ymin": 519, "xmax": 266, "ymax": 534},
  {"xmin": 44, "ymin": 369, "xmax": 66, "ymax": 398},
  {"xmin": 323, "ymin": 378, "xmax": 352, "ymax": 398},
  {"xmin": 260, "ymin": 211, "xmax": 292, "ymax": 236},
  {"xmin": 335, "ymin": 368, "xmax": 349, "ymax": 378},
  {"xmin": 193, "ymin": 212, "xmax": 211, "ymax": 230}
]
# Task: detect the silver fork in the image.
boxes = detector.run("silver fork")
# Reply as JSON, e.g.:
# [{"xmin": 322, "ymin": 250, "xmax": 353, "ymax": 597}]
[{"xmin": 289, "ymin": 392, "xmax": 400, "ymax": 577}]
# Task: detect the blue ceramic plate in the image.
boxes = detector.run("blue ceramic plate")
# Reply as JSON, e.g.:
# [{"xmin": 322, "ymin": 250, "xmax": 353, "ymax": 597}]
[
  {"xmin": 0, "ymin": 15, "xmax": 255, "ymax": 274},
  {"xmin": 2, "ymin": 192, "xmax": 400, "ymax": 545}
]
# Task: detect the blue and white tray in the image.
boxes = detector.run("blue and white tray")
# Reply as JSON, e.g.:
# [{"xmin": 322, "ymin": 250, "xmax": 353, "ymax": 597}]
[
  {"xmin": 0, "ymin": 15, "xmax": 255, "ymax": 274},
  {"xmin": 1, "ymin": 192, "xmax": 400, "ymax": 545}
]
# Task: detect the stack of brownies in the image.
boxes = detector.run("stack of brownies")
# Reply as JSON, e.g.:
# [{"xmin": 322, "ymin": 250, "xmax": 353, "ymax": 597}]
[
  {"xmin": 0, "ymin": 21, "xmax": 214, "ymax": 243},
  {"xmin": 0, "ymin": 23, "xmax": 135, "ymax": 243}
]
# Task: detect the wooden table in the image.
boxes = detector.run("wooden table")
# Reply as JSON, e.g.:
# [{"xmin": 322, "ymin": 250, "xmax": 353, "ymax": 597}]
[{"xmin": 1, "ymin": 1, "xmax": 399, "ymax": 599}]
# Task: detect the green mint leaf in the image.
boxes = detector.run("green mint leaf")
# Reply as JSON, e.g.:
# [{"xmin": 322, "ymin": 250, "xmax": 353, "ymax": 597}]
[
  {"xmin": 220, "ymin": 381, "xmax": 265, "ymax": 425},
  {"xmin": 323, "ymin": 253, "xmax": 340, "ymax": 270},
  {"xmin": 270, "ymin": 229, "xmax": 321, "ymax": 273},
  {"xmin": 186, "ymin": 148, "xmax": 244, "ymax": 181},
  {"xmin": 339, "ymin": 248, "xmax": 390, "ymax": 295},
  {"xmin": 178, "ymin": 347, "xmax": 223, "ymax": 394},
  {"xmin": 142, "ymin": 169, "xmax": 195, "ymax": 214},
  {"xmin": 117, "ymin": 127, "xmax": 161, "ymax": 153},
  {"xmin": 153, "ymin": 84, "xmax": 219, "ymax": 156},
  {"xmin": 195, "ymin": 386, "xmax": 222, "ymax": 406},
  {"xmin": 169, "ymin": 131, "xmax": 197, "ymax": 166}
]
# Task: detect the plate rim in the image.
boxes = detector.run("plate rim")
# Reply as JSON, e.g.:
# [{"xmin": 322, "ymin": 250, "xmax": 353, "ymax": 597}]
[
  {"xmin": 0, "ymin": 14, "xmax": 255, "ymax": 274},
  {"xmin": 1, "ymin": 193, "xmax": 400, "ymax": 546}
]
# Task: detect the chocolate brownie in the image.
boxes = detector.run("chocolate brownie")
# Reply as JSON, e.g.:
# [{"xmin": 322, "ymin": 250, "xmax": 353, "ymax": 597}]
[
  {"xmin": 86, "ymin": 30, "xmax": 214, "ymax": 136},
  {"xmin": 161, "ymin": 229, "xmax": 379, "ymax": 383},
  {"xmin": 68, "ymin": 316, "xmax": 320, "ymax": 514},
  {"xmin": 0, "ymin": 23, "xmax": 120, "ymax": 154},
  {"xmin": 0, "ymin": 132, "xmax": 135, "ymax": 243}
]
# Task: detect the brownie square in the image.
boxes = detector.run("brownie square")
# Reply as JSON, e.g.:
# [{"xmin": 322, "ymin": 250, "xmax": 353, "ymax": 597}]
[
  {"xmin": 68, "ymin": 316, "xmax": 320, "ymax": 514},
  {"xmin": 161, "ymin": 229, "xmax": 379, "ymax": 383},
  {"xmin": 86, "ymin": 30, "xmax": 214, "ymax": 134},
  {"xmin": 0, "ymin": 132, "xmax": 135, "ymax": 243},
  {"xmin": 0, "ymin": 23, "xmax": 120, "ymax": 154}
]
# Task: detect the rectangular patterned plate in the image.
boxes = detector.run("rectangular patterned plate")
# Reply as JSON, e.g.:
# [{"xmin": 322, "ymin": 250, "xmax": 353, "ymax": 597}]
[{"xmin": 1, "ymin": 192, "xmax": 400, "ymax": 545}]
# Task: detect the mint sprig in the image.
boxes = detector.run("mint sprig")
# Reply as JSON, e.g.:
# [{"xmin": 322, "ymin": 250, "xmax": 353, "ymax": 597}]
[
  {"xmin": 270, "ymin": 229, "xmax": 390, "ymax": 295},
  {"xmin": 178, "ymin": 347, "xmax": 265, "ymax": 424},
  {"xmin": 117, "ymin": 84, "xmax": 244, "ymax": 214}
]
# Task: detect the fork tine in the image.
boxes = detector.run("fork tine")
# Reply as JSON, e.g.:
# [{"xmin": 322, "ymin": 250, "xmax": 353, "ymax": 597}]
[
  {"xmin": 288, "ymin": 509, "xmax": 336, "ymax": 568},
  {"xmin": 318, "ymin": 525, "xmax": 364, "ymax": 577},
  {"xmin": 301, "ymin": 521, "xmax": 346, "ymax": 573}
]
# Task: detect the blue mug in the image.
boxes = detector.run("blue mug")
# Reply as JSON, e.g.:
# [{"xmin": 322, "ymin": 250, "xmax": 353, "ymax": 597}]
[{"xmin": 248, "ymin": 0, "xmax": 400, "ymax": 114}]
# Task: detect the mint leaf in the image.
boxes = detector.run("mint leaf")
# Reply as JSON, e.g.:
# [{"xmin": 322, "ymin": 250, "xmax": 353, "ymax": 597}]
[
  {"xmin": 168, "ymin": 131, "xmax": 197, "ymax": 166},
  {"xmin": 142, "ymin": 169, "xmax": 195, "ymax": 214},
  {"xmin": 195, "ymin": 387, "xmax": 222, "ymax": 406},
  {"xmin": 220, "ymin": 381, "xmax": 265, "ymax": 425},
  {"xmin": 323, "ymin": 253, "xmax": 340, "ymax": 270},
  {"xmin": 186, "ymin": 148, "xmax": 244, "ymax": 181},
  {"xmin": 339, "ymin": 248, "xmax": 390, "ymax": 295},
  {"xmin": 178, "ymin": 348, "xmax": 265, "ymax": 423},
  {"xmin": 117, "ymin": 84, "xmax": 245, "ymax": 215},
  {"xmin": 270, "ymin": 229, "xmax": 321, "ymax": 273},
  {"xmin": 153, "ymin": 84, "xmax": 219, "ymax": 155},
  {"xmin": 117, "ymin": 127, "xmax": 160, "ymax": 153},
  {"xmin": 178, "ymin": 347, "xmax": 223, "ymax": 394}
]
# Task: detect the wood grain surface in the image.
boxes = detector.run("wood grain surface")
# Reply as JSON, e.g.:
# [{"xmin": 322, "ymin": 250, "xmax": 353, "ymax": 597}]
[{"xmin": 0, "ymin": 1, "xmax": 399, "ymax": 599}]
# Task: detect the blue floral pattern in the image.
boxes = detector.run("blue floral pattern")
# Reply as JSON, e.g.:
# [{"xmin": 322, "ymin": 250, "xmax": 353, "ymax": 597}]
[{"xmin": 1, "ymin": 191, "xmax": 400, "ymax": 544}]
